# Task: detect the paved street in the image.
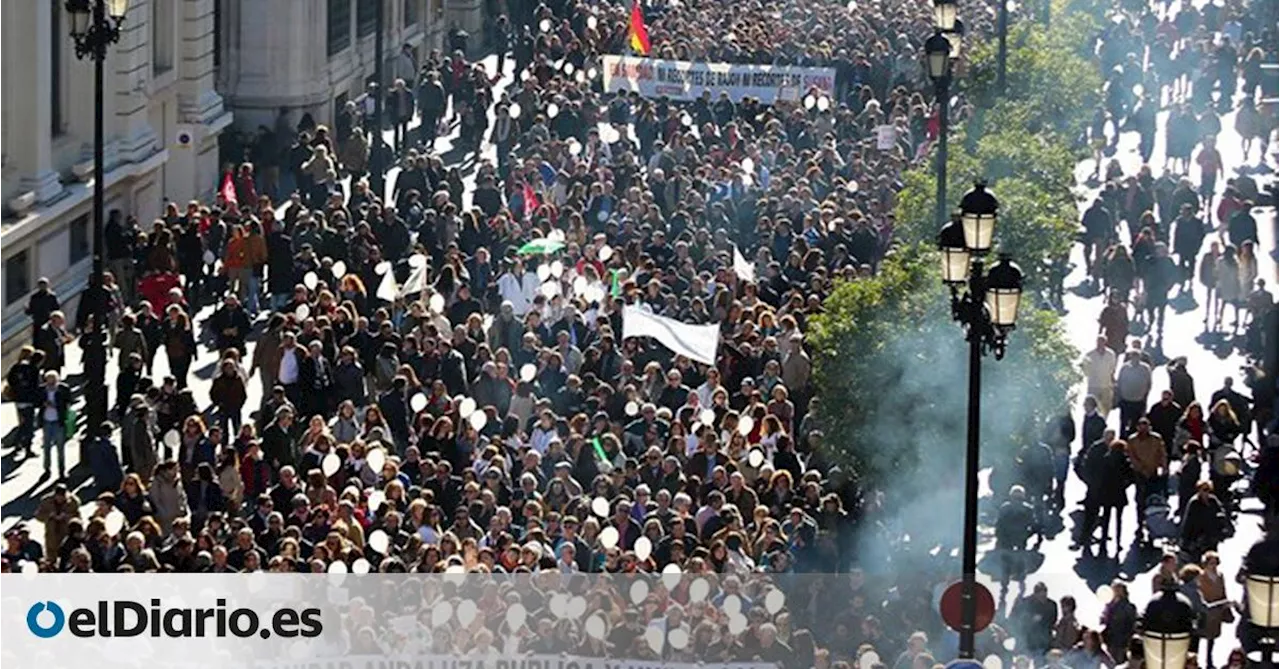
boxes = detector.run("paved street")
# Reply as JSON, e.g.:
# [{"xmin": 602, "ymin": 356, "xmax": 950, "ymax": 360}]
[{"xmin": 1, "ymin": 38, "xmax": 1276, "ymax": 667}]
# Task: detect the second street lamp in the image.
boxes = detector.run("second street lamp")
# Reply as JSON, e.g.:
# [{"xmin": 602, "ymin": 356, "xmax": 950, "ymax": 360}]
[
  {"xmin": 1244, "ymin": 531, "xmax": 1279, "ymax": 662},
  {"xmin": 933, "ymin": 0, "xmax": 958, "ymax": 32},
  {"xmin": 1141, "ymin": 582, "xmax": 1196, "ymax": 669},
  {"xmin": 925, "ymin": 31, "xmax": 952, "ymax": 229},
  {"xmin": 938, "ymin": 181, "xmax": 1024, "ymax": 659}
]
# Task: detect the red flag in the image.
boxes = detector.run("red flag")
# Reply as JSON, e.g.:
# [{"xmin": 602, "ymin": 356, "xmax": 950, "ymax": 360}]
[
  {"xmin": 522, "ymin": 182, "xmax": 539, "ymax": 219},
  {"xmin": 629, "ymin": 1, "xmax": 651, "ymax": 55},
  {"xmin": 219, "ymin": 171, "xmax": 238, "ymax": 205}
]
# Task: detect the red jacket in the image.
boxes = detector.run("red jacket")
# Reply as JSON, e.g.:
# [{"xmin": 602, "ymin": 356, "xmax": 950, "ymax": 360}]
[{"xmin": 138, "ymin": 272, "xmax": 181, "ymax": 310}]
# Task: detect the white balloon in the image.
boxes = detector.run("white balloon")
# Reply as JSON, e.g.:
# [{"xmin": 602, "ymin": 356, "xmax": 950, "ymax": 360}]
[
  {"xmin": 468, "ymin": 410, "xmax": 488, "ymax": 431},
  {"xmin": 567, "ymin": 596, "xmax": 588, "ymax": 620},
  {"xmin": 737, "ymin": 415, "xmax": 755, "ymax": 435},
  {"xmin": 587, "ymin": 67, "xmax": 599, "ymax": 80},
  {"xmin": 322, "ymin": 452, "xmax": 342, "ymax": 477},
  {"xmin": 366, "ymin": 447, "xmax": 387, "ymax": 473},
  {"xmin": 367, "ymin": 489, "xmax": 386, "ymax": 514},
  {"xmin": 1095, "ymin": 584, "xmax": 1114, "ymax": 605},
  {"xmin": 331, "ymin": 260, "xmax": 348, "ymax": 278},
  {"xmin": 202, "ymin": 250, "xmax": 216, "ymax": 265},
  {"xmin": 375, "ymin": 261, "xmax": 392, "ymax": 276},
  {"xmin": 458, "ymin": 397, "xmax": 478, "ymax": 418},
  {"xmin": 817, "ymin": 95, "xmax": 831, "ymax": 112},
  {"xmin": 598, "ymin": 244, "xmax": 614, "ymax": 262},
  {"xmin": 428, "ymin": 293, "xmax": 445, "ymax": 313},
  {"xmin": 547, "ymin": 103, "xmax": 561, "ymax": 119},
  {"xmin": 540, "ymin": 281, "xmax": 561, "ymax": 298},
  {"xmin": 508, "ymin": 103, "xmax": 522, "ymax": 119},
  {"xmin": 804, "ymin": 94, "xmax": 817, "ymax": 110},
  {"xmin": 328, "ymin": 560, "xmax": 348, "ymax": 574},
  {"xmin": 645, "ymin": 626, "xmax": 665, "ymax": 654},
  {"xmin": 564, "ymin": 63, "xmax": 576, "ymax": 77},
  {"xmin": 723, "ymin": 594, "xmax": 743, "ymax": 616},
  {"xmin": 294, "ymin": 304, "xmax": 311, "ymax": 321},
  {"xmin": 585, "ymin": 614, "xmax": 607, "ymax": 640},
  {"xmin": 748, "ymin": 448, "xmax": 765, "ymax": 468},
  {"xmin": 549, "ymin": 593, "xmax": 569, "ymax": 618},
  {"xmin": 410, "ymin": 393, "xmax": 429, "ymax": 413},
  {"xmin": 859, "ymin": 651, "xmax": 883, "ymax": 669},
  {"xmin": 1003, "ymin": 637, "xmax": 1017, "ymax": 651},
  {"xmin": 456, "ymin": 599, "xmax": 478, "ymax": 626},
  {"xmin": 539, "ymin": 18, "xmax": 552, "ymax": 31},
  {"xmin": 765, "ymin": 588, "xmax": 786, "ymax": 614},
  {"xmin": 728, "ymin": 613, "xmax": 748, "ymax": 635},
  {"xmin": 568, "ymin": 138, "xmax": 583, "ymax": 156},
  {"xmin": 431, "ymin": 600, "xmax": 454, "ymax": 628},
  {"xmin": 548, "ymin": 229, "xmax": 567, "ymax": 243},
  {"xmin": 599, "ymin": 526, "xmax": 620, "ymax": 549},
  {"xmin": 520, "ymin": 363, "xmax": 537, "ymax": 382},
  {"xmin": 983, "ymin": 657, "xmax": 1004, "ymax": 669},
  {"xmin": 625, "ymin": 401, "xmax": 639, "ymax": 416},
  {"xmin": 629, "ymin": 579, "xmax": 650, "ymax": 605},
  {"xmin": 304, "ymin": 271, "xmax": 319, "ymax": 290},
  {"xmin": 680, "ymin": 112, "xmax": 693, "ymax": 127},
  {"xmin": 592, "ymin": 496, "xmax": 611, "ymax": 518},
  {"xmin": 699, "ymin": 409, "xmax": 716, "ymax": 426},
  {"xmin": 587, "ymin": 15, "xmax": 598, "ymax": 29},
  {"xmin": 572, "ymin": 276, "xmax": 589, "ymax": 295},
  {"xmin": 409, "ymin": 254, "xmax": 428, "ymax": 269},
  {"xmin": 669, "ymin": 627, "xmax": 690, "ymax": 650},
  {"xmin": 368, "ymin": 529, "xmax": 390, "ymax": 555},
  {"xmin": 537, "ymin": 264, "xmax": 552, "ymax": 281},
  {"xmin": 164, "ymin": 430, "xmax": 181, "ymax": 449},
  {"xmin": 352, "ymin": 558, "xmax": 372, "ymax": 574},
  {"xmin": 741, "ymin": 157, "xmax": 755, "ymax": 174},
  {"xmin": 550, "ymin": 260, "xmax": 565, "ymax": 277},
  {"xmin": 634, "ymin": 536, "xmax": 653, "ymax": 562},
  {"xmin": 506, "ymin": 603, "xmax": 527, "ymax": 630},
  {"xmin": 661, "ymin": 563, "xmax": 682, "ymax": 589},
  {"xmin": 688, "ymin": 578, "xmax": 710, "ymax": 603},
  {"xmin": 103, "ymin": 511, "xmax": 125, "ymax": 537},
  {"xmin": 583, "ymin": 284, "xmax": 605, "ymax": 304}
]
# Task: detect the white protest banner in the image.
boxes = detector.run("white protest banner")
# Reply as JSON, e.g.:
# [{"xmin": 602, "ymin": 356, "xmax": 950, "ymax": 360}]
[
  {"xmin": 622, "ymin": 304, "xmax": 719, "ymax": 366},
  {"xmin": 733, "ymin": 246, "xmax": 755, "ymax": 282},
  {"xmin": 251, "ymin": 655, "xmax": 777, "ymax": 669},
  {"xmin": 876, "ymin": 124, "xmax": 897, "ymax": 150},
  {"xmin": 398, "ymin": 265, "xmax": 428, "ymax": 299},
  {"xmin": 603, "ymin": 55, "xmax": 835, "ymax": 104}
]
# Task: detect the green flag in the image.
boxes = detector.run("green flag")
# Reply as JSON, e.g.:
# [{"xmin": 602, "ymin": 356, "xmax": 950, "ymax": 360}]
[{"xmin": 591, "ymin": 437, "xmax": 611, "ymax": 469}]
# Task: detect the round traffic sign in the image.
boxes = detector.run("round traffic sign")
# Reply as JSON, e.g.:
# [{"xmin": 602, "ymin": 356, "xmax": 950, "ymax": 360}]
[{"xmin": 939, "ymin": 581, "xmax": 996, "ymax": 633}]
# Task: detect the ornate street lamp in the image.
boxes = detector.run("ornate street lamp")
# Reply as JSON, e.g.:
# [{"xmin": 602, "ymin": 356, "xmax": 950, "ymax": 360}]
[
  {"xmin": 933, "ymin": 0, "xmax": 958, "ymax": 32},
  {"xmin": 939, "ymin": 183, "xmax": 1023, "ymax": 660},
  {"xmin": 66, "ymin": 0, "xmax": 129, "ymax": 436},
  {"xmin": 1244, "ymin": 531, "xmax": 1279, "ymax": 662},
  {"xmin": 924, "ymin": 31, "xmax": 952, "ymax": 229},
  {"xmin": 1142, "ymin": 583, "xmax": 1196, "ymax": 669}
]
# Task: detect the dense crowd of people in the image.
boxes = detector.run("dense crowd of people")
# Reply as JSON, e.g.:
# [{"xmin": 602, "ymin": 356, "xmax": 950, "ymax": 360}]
[{"xmin": 2, "ymin": 0, "xmax": 1277, "ymax": 666}]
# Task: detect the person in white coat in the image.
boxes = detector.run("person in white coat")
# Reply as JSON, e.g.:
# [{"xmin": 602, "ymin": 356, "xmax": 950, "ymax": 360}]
[
  {"xmin": 497, "ymin": 258, "xmax": 539, "ymax": 316},
  {"xmin": 1082, "ymin": 335, "xmax": 1118, "ymax": 415}
]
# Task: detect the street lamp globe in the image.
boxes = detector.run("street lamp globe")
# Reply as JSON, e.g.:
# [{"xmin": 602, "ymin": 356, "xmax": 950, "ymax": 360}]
[
  {"xmin": 983, "ymin": 255, "xmax": 1023, "ymax": 328},
  {"xmin": 1142, "ymin": 585, "xmax": 1196, "ymax": 669},
  {"xmin": 1244, "ymin": 533, "xmax": 1279, "ymax": 630},
  {"xmin": 65, "ymin": 0, "xmax": 92, "ymax": 36},
  {"xmin": 933, "ymin": 0, "xmax": 958, "ymax": 32},
  {"xmin": 938, "ymin": 217, "xmax": 970, "ymax": 285},
  {"xmin": 924, "ymin": 32, "xmax": 951, "ymax": 82},
  {"xmin": 106, "ymin": 0, "xmax": 130, "ymax": 20},
  {"xmin": 959, "ymin": 182, "xmax": 998, "ymax": 253}
]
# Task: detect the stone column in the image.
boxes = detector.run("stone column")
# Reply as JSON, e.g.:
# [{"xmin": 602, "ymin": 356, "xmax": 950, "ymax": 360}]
[
  {"xmin": 220, "ymin": 0, "xmax": 332, "ymax": 130},
  {"xmin": 5, "ymin": 0, "xmax": 65, "ymax": 206}
]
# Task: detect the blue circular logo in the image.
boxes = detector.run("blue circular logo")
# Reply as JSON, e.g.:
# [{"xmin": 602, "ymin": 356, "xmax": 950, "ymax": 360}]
[{"xmin": 26, "ymin": 601, "xmax": 65, "ymax": 638}]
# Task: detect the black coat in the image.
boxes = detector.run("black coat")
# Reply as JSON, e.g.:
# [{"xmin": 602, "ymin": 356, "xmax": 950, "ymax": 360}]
[{"xmin": 25, "ymin": 290, "xmax": 60, "ymax": 330}]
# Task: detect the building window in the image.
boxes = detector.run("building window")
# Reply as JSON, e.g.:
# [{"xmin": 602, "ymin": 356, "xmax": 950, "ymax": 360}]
[
  {"xmin": 5, "ymin": 251, "xmax": 31, "ymax": 306},
  {"xmin": 51, "ymin": 0, "xmax": 65, "ymax": 136},
  {"xmin": 69, "ymin": 214, "xmax": 91, "ymax": 265},
  {"xmin": 328, "ymin": 0, "xmax": 352, "ymax": 56},
  {"xmin": 152, "ymin": 0, "xmax": 175, "ymax": 74},
  {"xmin": 357, "ymin": 0, "xmax": 378, "ymax": 37},
  {"xmin": 404, "ymin": 0, "xmax": 418, "ymax": 27}
]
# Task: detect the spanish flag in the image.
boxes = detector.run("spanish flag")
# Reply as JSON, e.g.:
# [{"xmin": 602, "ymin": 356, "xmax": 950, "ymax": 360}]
[{"xmin": 628, "ymin": 0, "xmax": 651, "ymax": 55}]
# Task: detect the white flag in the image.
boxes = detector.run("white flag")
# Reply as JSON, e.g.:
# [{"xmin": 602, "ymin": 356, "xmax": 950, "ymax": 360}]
[
  {"xmin": 733, "ymin": 246, "xmax": 755, "ymax": 282},
  {"xmin": 622, "ymin": 304, "xmax": 720, "ymax": 366},
  {"xmin": 398, "ymin": 265, "xmax": 428, "ymax": 298},
  {"xmin": 376, "ymin": 270, "xmax": 398, "ymax": 302}
]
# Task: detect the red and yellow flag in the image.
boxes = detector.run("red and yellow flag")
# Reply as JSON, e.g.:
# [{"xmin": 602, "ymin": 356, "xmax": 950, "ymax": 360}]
[{"xmin": 628, "ymin": 1, "xmax": 651, "ymax": 55}]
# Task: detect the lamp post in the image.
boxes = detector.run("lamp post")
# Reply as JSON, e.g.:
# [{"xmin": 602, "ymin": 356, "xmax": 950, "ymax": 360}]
[
  {"xmin": 938, "ymin": 182, "xmax": 1024, "ymax": 659},
  {"xmin": 996, "ymin": 0, "xmax": 1009, "ymax": 93},
  {"xmin": 371, "ymin": 0, "xmax": 387, "ymax": 200},
  {"xmin": 925, "ymin": 30, "xmax": 952, "ymax": 228},
  {"xmin": 1244, "ymin": 532, "xmax": 1279, "ymax": 664},
  {"xmin": 66, "ymin": 0, "xmax": 128, "ymax": 438},
  {"xmin": 1142, "ymin": 582, "xmax": 1196, "ymax": 669}
]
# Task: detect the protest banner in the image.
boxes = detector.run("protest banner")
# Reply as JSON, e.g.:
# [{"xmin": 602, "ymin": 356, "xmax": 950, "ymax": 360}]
[
  {"xmin": 602, "ymin": 55, "xmax": 836, "ymax": 104},
  {"xmin": 622, "ymin": 304, "xmax": 720, "ymax": 365},
  {"xmin": 250, "ymin": 655, "xmax": 776, "ymax": 669}
]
